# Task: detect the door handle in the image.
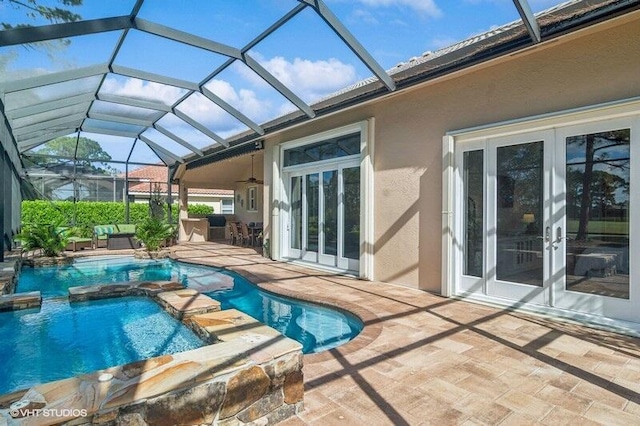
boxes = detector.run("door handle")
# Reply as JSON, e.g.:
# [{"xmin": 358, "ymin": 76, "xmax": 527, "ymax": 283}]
[{"xmin": 555, "ymin": 226, "xmax": 571, "ymax": 243}]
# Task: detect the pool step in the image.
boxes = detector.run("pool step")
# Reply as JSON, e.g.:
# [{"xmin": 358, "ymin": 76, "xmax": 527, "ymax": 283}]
[
  {"xmin": 155, "ymin": 289, "xmax": 221, "ymax": 320},
  {"xmin": 188, "ymin": 309, "xmax": 281, "ymax": 345}
]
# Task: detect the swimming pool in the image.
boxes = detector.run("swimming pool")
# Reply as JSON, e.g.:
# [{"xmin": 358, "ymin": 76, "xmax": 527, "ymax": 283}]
[
  {"xmin": 0, "ymin": 297, "xmax": 202, "ymax": 395},
  {"xmin": 17, "ymin": 256, "xmax": 363, "ymax": 354}
]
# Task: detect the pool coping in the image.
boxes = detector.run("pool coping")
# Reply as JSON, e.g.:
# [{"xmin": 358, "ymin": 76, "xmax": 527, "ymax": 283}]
[
  {"xmin": 166, "ymin": 253, "xmax": 383, "ymax": 365},
  {"xmin": 0, "ymin": 278, "xmax": 305, "ymax": 424}
]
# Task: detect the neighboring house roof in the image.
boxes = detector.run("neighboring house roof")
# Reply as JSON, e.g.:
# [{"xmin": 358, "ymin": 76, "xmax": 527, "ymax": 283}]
[
  {"xmin": 124, "ymin": 165, "xmax": 233, "ymax": 196},
  {"xmin": 185, "ymin": 0, "xmax": 639, "ymax": 168}
]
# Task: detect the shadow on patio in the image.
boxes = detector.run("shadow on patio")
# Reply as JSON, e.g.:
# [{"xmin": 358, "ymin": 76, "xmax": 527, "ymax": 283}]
[{"xmin": 171, "ymin": 241, "xmax": 640, "ymax": 425}]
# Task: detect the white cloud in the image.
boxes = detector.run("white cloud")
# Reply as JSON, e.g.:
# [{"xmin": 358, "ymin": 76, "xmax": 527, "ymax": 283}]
[
  {"xmin": 352, "ymin": 8, "xmax": 379, "ymax": 25},
  {"xmin": 204, "ymin": 79, "xmax": 272, "ymax": 120},
  {"xmin": 101, "ymin": 77, "xmax": 184, "ymax": 106},
  {"xmin": 357, "ymin": 0, "xmax": 442, "ymax": 17},
  {"xmin": 241, "ymin": 55, "xmax": 358, "ymax": 104}
]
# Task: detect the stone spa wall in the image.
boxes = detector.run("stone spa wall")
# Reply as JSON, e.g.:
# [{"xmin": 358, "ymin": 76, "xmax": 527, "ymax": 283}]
[{"xmin": 0, "ymin": 274, "xmax": 304, "ymax": 425}]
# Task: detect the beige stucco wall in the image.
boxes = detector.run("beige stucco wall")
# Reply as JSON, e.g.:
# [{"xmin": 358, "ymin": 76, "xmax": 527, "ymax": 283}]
[{"xmin": 261, "ymin": 14, "xmax": 640, "ymax": 292}]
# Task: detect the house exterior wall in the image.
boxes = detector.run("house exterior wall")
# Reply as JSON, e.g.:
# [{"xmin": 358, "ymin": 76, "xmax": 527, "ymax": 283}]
[{"xmin": 262, "ymin": 14, "xmax": 640, "ymax": 292}]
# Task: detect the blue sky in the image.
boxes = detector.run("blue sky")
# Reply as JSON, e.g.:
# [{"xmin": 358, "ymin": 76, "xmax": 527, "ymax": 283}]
[{"xmin": 0, "ymin": 0, "xmax": 566, "ymax": 168}]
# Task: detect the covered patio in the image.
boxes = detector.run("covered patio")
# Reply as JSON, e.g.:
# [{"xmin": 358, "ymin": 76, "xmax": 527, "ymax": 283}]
[{"xmin": 171, "ymin": 242, "xmax": 640, "ymax": 425}]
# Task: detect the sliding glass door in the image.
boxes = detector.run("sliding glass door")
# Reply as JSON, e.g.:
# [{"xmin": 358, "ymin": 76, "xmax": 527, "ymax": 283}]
[{"xmin": 284, "ymin": 160, "xmax": 360, "ymax": 272}]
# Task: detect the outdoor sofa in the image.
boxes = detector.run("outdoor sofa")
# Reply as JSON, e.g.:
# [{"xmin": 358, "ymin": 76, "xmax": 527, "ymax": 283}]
[{"xmin": 93, "ymin": 224, "xmax": 140, "ymax": 250}]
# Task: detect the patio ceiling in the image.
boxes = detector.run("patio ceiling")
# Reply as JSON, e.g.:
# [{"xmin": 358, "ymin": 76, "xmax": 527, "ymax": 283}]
[{"xmin": 0, "ymin": 0, "xmax": 547, "ymax": 169}]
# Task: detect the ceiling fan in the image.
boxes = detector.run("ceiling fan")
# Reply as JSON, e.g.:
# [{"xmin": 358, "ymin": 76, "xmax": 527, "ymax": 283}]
[{"xmin": 236, "ymin": 154, "xmax": 264, "ymax": 185}]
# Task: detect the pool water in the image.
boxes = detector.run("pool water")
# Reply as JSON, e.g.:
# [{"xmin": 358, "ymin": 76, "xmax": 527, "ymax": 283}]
[
  {"xmin": 0, "ymin": 297, "xmax": 202, "ymax": 395},
  {"xmin": 17, "ymin": 256, "xmax": 363, "ymax": 354}
]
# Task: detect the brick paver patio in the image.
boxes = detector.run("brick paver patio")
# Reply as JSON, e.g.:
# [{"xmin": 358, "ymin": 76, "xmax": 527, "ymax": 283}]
[{"xmin": 170, "ymin": 242, "xmax": 640, "ymax": 425}]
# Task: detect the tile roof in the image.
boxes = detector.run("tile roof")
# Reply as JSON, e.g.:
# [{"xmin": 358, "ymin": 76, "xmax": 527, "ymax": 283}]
[{"xmin": 124, "ymin": 165, "xmax": 233, "ymax": 196}]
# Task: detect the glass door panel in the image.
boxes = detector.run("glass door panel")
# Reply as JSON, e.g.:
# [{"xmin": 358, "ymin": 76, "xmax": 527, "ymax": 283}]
[
  {"xmin": 306, "ymin": 174, "xmax": 319, "ymax": 256},
  {"xmin": 565, "ymin": 129, "xmax": 630, "ymax": 299},
  {"xmin": 553, "ymin": 120, "xmax": 638, "ymax": 323},
  {"xmin": 322, "ymin": 170, "xmax": 338, "ymax": 256},
  {"xmin": 496, "ymin": 141, "xmax": 544, "ymax": 287},
  {"xmin": 290, "ymin": 176, "xmax": 302, "ymax": 255},
  {"xmin": 464, "ymin": 150, "xmax": 484, "ymax": 278},
  {"xmin": 343, "ymin": 167, "xmax": 360, "ymax": 261}
]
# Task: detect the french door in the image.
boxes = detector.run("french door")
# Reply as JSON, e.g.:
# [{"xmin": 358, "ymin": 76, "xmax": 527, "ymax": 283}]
[
  {"xmin": 485, "ymin": 130, "xmax": 553, "ymax": 306},
  {"xmin": 456, "ymin": 117, "xmax": 639, "ymax": 323},
  {"xmin": 285, "ymin": 159, "xmax": 360, "ymax": 272}
]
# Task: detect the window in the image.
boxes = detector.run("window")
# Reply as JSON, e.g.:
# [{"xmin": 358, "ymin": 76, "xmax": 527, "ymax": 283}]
[
  {"xmin": 221, "ymin": 198, "xmax": 234, "ymax": 214},
  {"xmin": 283, "ymin": 132, "xmax": 360, "ymax": 167},
  {"xmin": 247, "ymin": 186, "xmax": 257, "ymax": 211}
]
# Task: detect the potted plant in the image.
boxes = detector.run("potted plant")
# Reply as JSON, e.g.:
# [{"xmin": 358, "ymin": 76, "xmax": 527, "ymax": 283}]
[{"xmin": 134, "ymin": 216, "xmax": 175, "ymax": 259}]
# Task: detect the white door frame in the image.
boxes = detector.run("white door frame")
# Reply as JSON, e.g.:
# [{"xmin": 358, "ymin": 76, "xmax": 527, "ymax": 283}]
[
  {"xmin": 443, "ymin": 97, "xmax": 640, "ymax": 327},
  {"xmin": 275, "ymin": 120, "xmax": 375, "ymax": 278}
]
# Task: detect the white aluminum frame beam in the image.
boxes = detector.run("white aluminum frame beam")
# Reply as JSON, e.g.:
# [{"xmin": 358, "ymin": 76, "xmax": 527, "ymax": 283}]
[
  {"xmin": 1, "ymin": 64, "xmax": 109, "ymax": 93},
  {"xmin": 201, "ymin": 86, "xmax": 264, "ymax": 135},
  {"xmin": 110, "ymin": 65, "xmax": 200, "ymax": 91},
  {"xmin": 5, "ymin": 93, "xmax": 95, "ymax": 119},
  {"xmin": 139, "ymin": 134, "xmax": 184, "ymax": 163},
  {"xmin": 154, "ymin": 123, "xmax": 204, "ymax": 156},
  {"xmin": 18, "ymin": 129, "xmax": 77, "ymax": 152},
  {"xmin": 173, "ymin": 109, "xmax": 228, "ymax": 147},
  {"xmin": 0, "ymin": 16, "xmax": 133, "ymax": 47},
  {"xmin": 243, "ymin": 54, "xmax": 315, "ymax": 118},
  {"xmin": 96, "ymin": 93, "xmax": 171, "ymax": 113},
  {"xmin": 299, "ymin": 0, "xmax": 395, "ymax": 91},
  {"xmin": 512, "ymin": 0, "xmax": 541, "ymax": 43},
  {"xmin": 81, "ymin": 125, "xmax": 141, "ymax": 139},
  {"xmin": 23, "ymin": 153, "xmax": 160, "ymax": 167},
  {"xmin": 133, "ymin": 18, "xmax": 242, "ymax": 59},
  {"xmin": 88, "ymin": 112, "xmax": 153, "ymax": 127},
  {"xmin": 13, "ymin": 113, "xmax": 86, "ymax": 136}
]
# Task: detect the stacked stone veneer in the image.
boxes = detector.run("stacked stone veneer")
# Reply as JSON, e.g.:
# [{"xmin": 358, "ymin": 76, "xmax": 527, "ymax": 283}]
[
  {"xmin": 0, "ymin": 281, "xmax": 304, "ymax": 425},
  {"xmin": 0, "ymin": 260, "xmax": 20, "ymax": 295}
]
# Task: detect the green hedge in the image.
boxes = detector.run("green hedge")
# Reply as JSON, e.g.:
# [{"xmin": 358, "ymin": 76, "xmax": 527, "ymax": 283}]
[
  {"xmin": 188, "ymin": 204, "xmax": 214, "ymax": 216},
  {"xmin": 22, "ymin": 200, "xmax": 211, "ymax": 229}
]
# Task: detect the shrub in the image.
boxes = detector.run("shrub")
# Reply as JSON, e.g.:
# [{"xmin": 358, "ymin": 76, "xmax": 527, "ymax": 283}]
[
  {"xmin": 15, "ymin": 223, "xmax": 68, "ymax": 257},
  {"xmin": 188, "ymin": 204, "xmax": 214, "ymax": 216},
  {"xmin": 21, "ymin": 200, "xmax": 177, "ymax": 228},
  {"xmin": 135, "ymin": 216, "xmax": 175, "ymax": 253}
]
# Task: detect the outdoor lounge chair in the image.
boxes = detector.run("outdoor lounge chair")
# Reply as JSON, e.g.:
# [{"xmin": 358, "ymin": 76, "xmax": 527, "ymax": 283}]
[{"xmin": 57, "ymin": 227, "xmax": 93, "ymax": 252}]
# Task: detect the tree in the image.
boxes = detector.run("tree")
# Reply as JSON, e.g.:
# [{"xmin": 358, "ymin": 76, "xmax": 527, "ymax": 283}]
[
  {"xmin": 1, "ymin": 0, "xmax": 82, "ymax": 30},
  {"xmin": 568, "ymin": 130, "xmax": 630, "ymax": 241},
  {"xmin": 0, "ymin": 1, "xmax": 83, "ymax": 72},
  {"xmin": 35, "ymin": 136, "xmax": 115, "ymax": 174}
]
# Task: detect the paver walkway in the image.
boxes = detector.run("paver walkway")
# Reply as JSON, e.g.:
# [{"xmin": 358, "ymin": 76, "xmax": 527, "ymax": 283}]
[
  {"xmin": 170, "ymin": 242, "xmax": 640, "ymax": 425},
  {"xmin": 108, "ymin": 243, "xmax": 640, "ymax": 424}
]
